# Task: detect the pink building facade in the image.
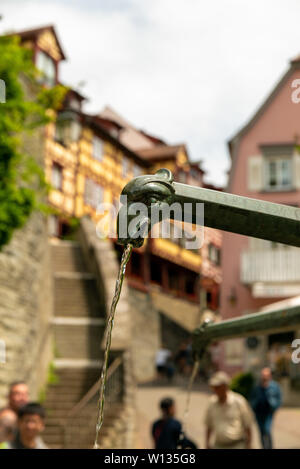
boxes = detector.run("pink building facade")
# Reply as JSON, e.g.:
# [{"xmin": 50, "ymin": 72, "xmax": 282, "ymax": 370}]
[{"xmin": 220, "ymin": 56, "xmax": 300, "ymax": 380}]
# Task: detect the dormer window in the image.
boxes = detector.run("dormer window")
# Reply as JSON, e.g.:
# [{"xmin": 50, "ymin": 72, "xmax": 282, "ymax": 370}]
[
  {"xmin": 36, "ymin": 50, "xmax": 56, "ymax": 87},
  {"xmin": 54, "ymin": 111, "xmax": 81, "ymax": 146}
]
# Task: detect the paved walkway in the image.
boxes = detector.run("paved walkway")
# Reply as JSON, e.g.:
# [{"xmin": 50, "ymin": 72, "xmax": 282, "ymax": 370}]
[{"xmin": 135, "ymin": 380, "xmax": 300, "ymax": 449}]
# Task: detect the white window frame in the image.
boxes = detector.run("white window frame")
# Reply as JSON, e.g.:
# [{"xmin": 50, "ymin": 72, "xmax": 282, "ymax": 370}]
[
  {"xmin": 264, "ymin": 156, "xmax": 292, "ymax": 191},
  {"xmin": 36, "ymin": 50, "xmax": 56, "ymax": 87}
]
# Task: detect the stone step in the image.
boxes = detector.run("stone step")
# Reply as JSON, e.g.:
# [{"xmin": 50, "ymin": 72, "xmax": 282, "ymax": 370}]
[
  {"xmin": 54, "ymin": 323, "xmax": 104, "ymax": 360},
  {"xmin": 54, "ymin": 367, "xmax": 101, "ymax": 377},
  {"xmin": 53, "ymin": 360, "xmax": 102, "ymax": 370},
  {"xmin": 51, "ymin": 242, "xmax": 87, "ymax": 273},
  {"xmin": 45, "ymin": 404, "xmax": 123, "ymax": 420},
  {"xmin": 47, "ymin": 378, "xmax": 99, "ymax": 389},
  {"xmin": 43, "ymin": 422, "xmax": 111, "ymax": 448},
  {"xmin": 45, "ymin": 416, "xmax": 116, "ymax": 431},
  {"xmin": 54, "ymin": 276, "xmax": 105, "ymax": 318},
  {"xmin": 43, "ymin": 383, "xmax": 97, "ymax": 395}
]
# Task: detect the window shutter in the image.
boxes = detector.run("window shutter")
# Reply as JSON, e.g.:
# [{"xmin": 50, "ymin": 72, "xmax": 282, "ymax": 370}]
[
  {"xmin": 292, "ymin": 152, "xmax": 300, "ymax": 189},
  {"xmin": 248, "ymin": 155, "xmax": 263, "ymax": 191}
]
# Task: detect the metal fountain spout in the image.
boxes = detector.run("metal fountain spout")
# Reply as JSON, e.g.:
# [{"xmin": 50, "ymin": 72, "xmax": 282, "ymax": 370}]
[
  {"xmin": 117, "ymin": 168, "xmax": 300, "ymax": 358},
  {"xmin": 117, "ymin": 168, "xmax": 300, "ymax": 248},
  {"xmin": 117, "ymin": 168, "xmax": 175, "ymax": 248}
]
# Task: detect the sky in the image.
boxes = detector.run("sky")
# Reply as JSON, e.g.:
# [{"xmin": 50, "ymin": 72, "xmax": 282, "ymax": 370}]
[{"xmin": 1, "ymin": 0, "xmax": 300, "ymax": 186}]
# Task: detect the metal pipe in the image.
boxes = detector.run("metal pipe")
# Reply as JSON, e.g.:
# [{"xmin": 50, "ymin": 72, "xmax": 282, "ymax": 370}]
[
  {"xmin": 117, "ymin": 169, "xmax": 300, "ymax": 247},
  {"xmin": 117, "ymin": 168, "xmax": 300, "ymax": 356},
  {"xmin": 193, "ymin": 305, "xmax": 300, "ymax": 358}
]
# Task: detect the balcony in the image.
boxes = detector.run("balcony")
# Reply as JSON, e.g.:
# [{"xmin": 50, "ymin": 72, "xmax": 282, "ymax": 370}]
[{"xmin": 241, "ymin": 249, "xmax": 300, "ymax": 284}]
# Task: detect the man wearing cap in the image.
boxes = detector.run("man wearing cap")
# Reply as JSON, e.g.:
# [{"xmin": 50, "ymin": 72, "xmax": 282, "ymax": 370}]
[{"xmin": 205, "ymin": 371, "xmax": 253, "ymax": 449}]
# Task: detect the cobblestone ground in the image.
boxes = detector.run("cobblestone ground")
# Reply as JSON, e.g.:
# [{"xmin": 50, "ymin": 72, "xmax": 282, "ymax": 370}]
[{"xmin": 134, "ymin": 380, "xmax": 300, "ymax": 449}]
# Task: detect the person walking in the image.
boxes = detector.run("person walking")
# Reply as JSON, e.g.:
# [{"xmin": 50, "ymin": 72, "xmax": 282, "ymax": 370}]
[
  {"xmin": 152, "ymin": 398, "xmax": 182, "ymax": 449},
  {"xmin": 205, "ymin": 371, "xmax": 253, "ymax": 449},
  {"xmin": 155, "ymin": 347, "xmax": 175, "ymax": 381},
  {"xmin": 250, "ymin": 367, "xmax": 281, "ymax": 449}
]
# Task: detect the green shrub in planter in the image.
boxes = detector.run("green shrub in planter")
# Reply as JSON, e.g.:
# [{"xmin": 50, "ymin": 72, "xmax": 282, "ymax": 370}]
[{"xmin": 230, "ymin": 371, "xmax": 255, "ymax": 400}]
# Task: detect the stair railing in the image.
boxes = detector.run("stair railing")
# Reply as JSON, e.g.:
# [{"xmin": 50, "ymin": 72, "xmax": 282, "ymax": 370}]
[{"xmin": 61, "ymin": 355, "xmax": 124, "ymax": 448}]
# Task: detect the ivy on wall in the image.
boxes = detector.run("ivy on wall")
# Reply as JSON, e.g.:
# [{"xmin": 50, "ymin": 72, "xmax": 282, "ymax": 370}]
[{"xmin": 0, "ymin": 35, "xmax": 67, "ymax": 249}]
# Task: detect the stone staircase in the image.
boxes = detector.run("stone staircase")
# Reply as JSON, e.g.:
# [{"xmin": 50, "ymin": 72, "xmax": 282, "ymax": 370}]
[{"xmin": 42, "ymin": 240, "xmax": 125, "ymax": 449}]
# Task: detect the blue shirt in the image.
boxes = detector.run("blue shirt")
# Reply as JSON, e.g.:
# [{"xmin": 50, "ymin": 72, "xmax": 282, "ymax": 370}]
[
  {"xmin": 152, "ymin": 417, "xmax": 182, "ymax": 449},
  {"xmin": 250, "ymin": 380, "xmax": 282, "ymax": 418}
]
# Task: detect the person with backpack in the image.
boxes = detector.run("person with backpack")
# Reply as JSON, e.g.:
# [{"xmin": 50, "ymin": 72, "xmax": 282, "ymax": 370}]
[{"xmin": 152, "ymin": 398, "xmax": 182, "ymax": 449}]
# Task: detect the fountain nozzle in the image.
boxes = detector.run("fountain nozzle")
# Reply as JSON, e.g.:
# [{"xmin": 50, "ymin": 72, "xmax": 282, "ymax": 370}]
[{"xmin": 117, "ymin": 168, "xmax": 175, "ymax": 248}]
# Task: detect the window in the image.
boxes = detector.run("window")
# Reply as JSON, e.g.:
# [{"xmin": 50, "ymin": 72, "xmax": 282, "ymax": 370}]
[
  {"xmin": 206, "ymin": 291, "xmax": 212, "ymax": 305},
  {"xmin": 84, "ymin": 178, "xmax": 104, "ymax": 209},
  {"xmin": 177, "ymin": 170, "xmax": 186, "ymax": 183},
  {"xmin": 69, "ymin": 98, "xmax": 81, "ymax": 111},
  {"xmin": 190, "ymin": 168, "xmax": 199, "ymax": 180},
  {"xmin": 54, "ymin": 112, "xmax": 81, "ymax": 146},
  {"xmin": 133, "ymin": 164, "xmax": 142, "ymax": 177},
  {"xmin": 51, "ymin": 163, "xmax": 63, "ymax": 190},
  {"xmin": 92, "ymin": 136, "xmax": 103, "ymax": 161},
  {"xmin": 169, "ymin": 268, "xmax": 179, "ymax": 292},
  {"xmin": 151, "ymin": 258, "xmax": 162, "ymax": 284},
  {"xmin": 265, "ymin": 157, "xmax": 292, "ymax": 190},
  {"xmin": 185, "ymin": 274, "xmax": 196, "ymax": 296},
  {"xmin": 36, "ymin": 50, "xmax": 56, "ymax": 87},
  {"xmin": 208, "ymin": 243, "xmax": 221, "ymax": 265},
  {"xmin": 122, "ymin": 158, "xmax": 129, "ymax": 178}
]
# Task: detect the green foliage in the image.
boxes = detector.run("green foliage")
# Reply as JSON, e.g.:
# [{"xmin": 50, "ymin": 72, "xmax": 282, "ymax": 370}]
[
  {"xmin": 0, "ymin": 35, "xmax": 67, "ymax": 249},
  {"xmin": 38, "ymin": 388, "xmax": 46, "ymax": 404},
  {"xmin": 230, "ymin": 371, "xmax": 255, "ymax": 400},
  {"xmin": 47, "ymin": 361, "xmax": 59, "ymax": 385},
  {"xmin": 38, "ymin": 362, "xmax": 60, "ymax": 403}
]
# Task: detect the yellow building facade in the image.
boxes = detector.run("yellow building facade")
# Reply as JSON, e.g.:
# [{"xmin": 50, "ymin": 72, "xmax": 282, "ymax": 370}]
[{"xmin": 14, "ymin": 25, "xmax": 223, "ymax": 309}]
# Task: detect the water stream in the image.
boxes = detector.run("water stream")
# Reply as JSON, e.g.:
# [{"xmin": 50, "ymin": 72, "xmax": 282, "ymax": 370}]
[
  {"xmin": 93, "ymin": 243, "xmax": 133, "ymax": 449},
  {"xmin": 93, "ymin": 240, "xmax": 199, "ymax": 449},
  {"xmin": 177, "ymin": 358, "xmax": 200, "ymax": 448}
]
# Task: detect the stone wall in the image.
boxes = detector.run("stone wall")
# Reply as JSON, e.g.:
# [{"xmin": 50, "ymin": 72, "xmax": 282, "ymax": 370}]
[
  {"xmin": 0, "ymin": 212, "xmax": 53, "ymax": 406},
  {"xmin": 0, "ymin": 74, "xmax": 53, "ymax": 406},
  {"xmin": 129, "ymin": 287, "xmax": 161, "ymax": 383}
]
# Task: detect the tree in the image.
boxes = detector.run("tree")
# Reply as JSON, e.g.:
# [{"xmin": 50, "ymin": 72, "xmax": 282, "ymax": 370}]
[{"xmin": 0, "ymin": 34, "xmax": 66, "ymax": 249}]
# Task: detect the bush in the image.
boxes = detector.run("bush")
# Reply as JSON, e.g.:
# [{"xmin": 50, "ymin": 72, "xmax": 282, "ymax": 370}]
[{"xmin": 230, "ymin": 371, "xmax": 255, "ymax": 400}]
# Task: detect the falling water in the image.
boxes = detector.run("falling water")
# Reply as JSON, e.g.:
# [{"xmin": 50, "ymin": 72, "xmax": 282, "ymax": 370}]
[
  {"xmin": 93, "ymin": 243, "xmax": 133, "ymax": 449},
  {"xmin": 177, "ymin": 358, "xmax": 200, "ymax": 448}
]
